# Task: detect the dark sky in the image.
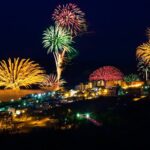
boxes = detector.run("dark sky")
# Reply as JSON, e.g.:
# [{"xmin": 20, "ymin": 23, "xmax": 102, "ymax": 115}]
[{"xmin": 0, "ymin": 0, "xmax": 150, "ymax": 86}]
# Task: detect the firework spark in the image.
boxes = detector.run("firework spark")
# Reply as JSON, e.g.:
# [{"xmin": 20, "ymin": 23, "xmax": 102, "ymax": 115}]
[
  {"xmin": 0, "ymin": 58, "xmax": 45, "ymax": 90},
  {"xmin": 42, "ymin": 25, "xmax": 75, "ymax": 84},
  {"xmin": 136, "ymin": 42, "xmax": 150, "ymax": 64},
  {"xmin": 52, "ymin": 3, "xmax": 87, "ymax": 35},
  {"xmin": 40, "ymin": 74, "xmax": 66, "ymax": 91},
  {"xmin": 89, "ymin": 66, "xmax": 124, "ymax": 81},
  {"xmin": 42, "ymin": 25, "xmax": 74, "ymax": 54}
]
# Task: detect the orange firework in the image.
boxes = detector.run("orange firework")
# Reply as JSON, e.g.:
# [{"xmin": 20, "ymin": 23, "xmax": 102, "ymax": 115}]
[{"xmin": 136, "ymin": 42, "xmax": 150, "ymax": 64}]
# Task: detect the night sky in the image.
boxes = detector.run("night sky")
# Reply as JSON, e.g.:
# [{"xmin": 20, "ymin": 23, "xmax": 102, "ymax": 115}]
[{"xmin": 0, "ymin": 0, "xmax": 150, "ymax": 86}]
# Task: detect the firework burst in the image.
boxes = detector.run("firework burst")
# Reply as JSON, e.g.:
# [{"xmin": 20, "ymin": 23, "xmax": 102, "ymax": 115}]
[
  {"xmin": 136, "ymin": 42, "xmax": 150, "ymax": 64},
  {"xmin": 0, "ymin": 58, "xmax": 45, "ymax": 90},
  {"xmin": 42, "ymin": 25, "xmax": 74, "ymax": 54},
  {"xmin": 52, "ymin": 3, "xmax": 87, "ymax": 35},
  {"xmin": 42, "ymin": 25, "xmax": 76, "ymax": 84},
  {"xmin": 89, "ymin": 66, "xmax": 124, "ymax": 81},
  {"xmin": 40, "ymin": 74, "xmax": 66, "ymax": 91}
]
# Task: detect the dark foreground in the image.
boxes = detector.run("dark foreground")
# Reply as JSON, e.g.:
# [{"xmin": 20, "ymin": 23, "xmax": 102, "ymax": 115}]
[{"xmin": 0, "ymin": 96, "xmax": 150, "ymax": 149}]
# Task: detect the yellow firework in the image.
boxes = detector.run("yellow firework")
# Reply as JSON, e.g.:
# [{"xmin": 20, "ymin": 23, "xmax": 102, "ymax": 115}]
[
  {"xmin": 0, "ymin": 58, "xmax": 45, "ymax": 90},
  {"xmin": 136, "ymin": 42, "xmax": 150, "ymax": 64}
]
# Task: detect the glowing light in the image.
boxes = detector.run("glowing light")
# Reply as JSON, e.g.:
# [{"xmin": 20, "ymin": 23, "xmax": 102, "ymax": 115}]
[
  {"xmin": 104, "ymin": 89, "xmax": 108, "ymax": 93},
  {"xmin": 133, "ymin": 96, "xmax": 146, "ymax": 101},
  {"xmin": 76, "ymin": 113, "xmax": 80, "ymax": 118},
  {"xmin": 84, "ymin": 93, "xmax": 88, "ymax": 97},
  {"xmin": 64, "ymin": 92, "xmax": 70, "ymax": 98},
  {"xmin": 22, "ymin": 110, "xmax": 26, "ymax": 113},
  {"xmin": 86, "ymin": 113, "xmax": 90, "ymax": 118},
  {"xmin": 38, "ymin": 93, "xmax": 42, "ymax": 98},
  {"xmin": 122, "ymin": 82, "xmax": 144, "ymax": 89},
  {"xmin": 70, "ymin": 89, "xmax": 77, "ymax": 96},
  {"xmin": 16, "ymin": 110, "xmax": 21, "ymax": 115},
  {"xmin": 23, "ymin": 102, "xmax": 26, "ymax": 106},
  {"xmin": 52, "ymin": 3, "xmax": 87, "ymax": 36},
  {"xmin": 91, "ymin": 92, "xmax": 95, "ymax": 97},
  {"xmin": 0, "ymin": 58, "xmax": 45, "ymax": 89},
  {"xmin": 133, "ymin": 98, "xmax": 140, "ymax": 101},
  {"xmin": 11, "ymin": 99, "xmax": 14, "ymax": 102},
  {"xmin": 76, "ymin": 112, "xmax": 102, "ymax": 126}
]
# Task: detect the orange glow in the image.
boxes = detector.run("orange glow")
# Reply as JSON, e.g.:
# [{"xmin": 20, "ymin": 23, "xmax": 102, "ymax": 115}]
[{"xmin": 122, "ymin": 81, "xmax": 144, "ymax": 89}]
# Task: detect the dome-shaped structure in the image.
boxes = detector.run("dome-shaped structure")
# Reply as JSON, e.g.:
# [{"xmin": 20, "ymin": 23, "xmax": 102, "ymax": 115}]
[{"xmin": 89, "ymin": 66, "xmax": 124, "ymax": 81}]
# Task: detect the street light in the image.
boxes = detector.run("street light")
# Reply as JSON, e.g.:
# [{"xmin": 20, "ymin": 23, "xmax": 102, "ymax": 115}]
[
  {"xmin": 76, "ymin": 113, "xmax": 80, "ymax": 118},
  {"xmin": 86, "ymin": 113, "xmax": 90, "ymax": 118}
]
